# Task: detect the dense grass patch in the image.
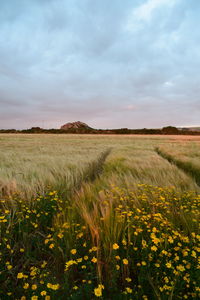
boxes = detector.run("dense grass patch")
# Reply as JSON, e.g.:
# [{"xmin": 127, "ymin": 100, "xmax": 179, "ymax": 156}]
[
  {"xmin": 1, "ymin": 184, "xmax": 199, "ymax": 299},
  {"xmin": 156, "ymin": 147, "xmax": 200, "ymax": 186},
  {"xmin": 0, "ymin": 148, "xmax": 111, "ymax": 200},
  {"xmin": 1, "ymin": 134, "xmax": 200, "ymax": 197}
]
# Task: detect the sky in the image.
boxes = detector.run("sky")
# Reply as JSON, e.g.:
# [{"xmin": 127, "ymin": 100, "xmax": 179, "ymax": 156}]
[{"xmin": 0, "ymin": 0, "xmax": 200, "ymax": 129}]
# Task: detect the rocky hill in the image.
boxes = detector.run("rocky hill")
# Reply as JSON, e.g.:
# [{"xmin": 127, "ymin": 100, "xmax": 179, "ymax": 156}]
[{"xmin": 60, "ymin": 121, "xmax": 91, "ymax": 130}]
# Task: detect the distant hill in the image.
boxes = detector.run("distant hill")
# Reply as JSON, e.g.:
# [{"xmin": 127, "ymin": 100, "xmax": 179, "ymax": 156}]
[{"xmin": 60, "ymin": 121, "xmax": 91, "ymax": 130}]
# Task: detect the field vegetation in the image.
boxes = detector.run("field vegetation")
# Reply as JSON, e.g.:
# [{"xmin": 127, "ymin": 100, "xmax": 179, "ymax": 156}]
[
  {"xmin": 156, "ymin": 141, "xmax": 200, "ymax": 186},
  {"xmin": 0, "ymin": 134, "xmax": 199, "ymax": 299}
]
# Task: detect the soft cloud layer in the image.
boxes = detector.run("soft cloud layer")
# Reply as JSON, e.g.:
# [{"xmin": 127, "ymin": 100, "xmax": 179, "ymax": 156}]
[{"xmin": 0, "ymin": 0, "xmax": 200, "ymax": 129}]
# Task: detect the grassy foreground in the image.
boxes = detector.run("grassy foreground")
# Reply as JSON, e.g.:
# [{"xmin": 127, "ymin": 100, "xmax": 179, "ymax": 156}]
[{"xmin": 0, "ymin": 134, "xmax": 200, "ymax": 299}]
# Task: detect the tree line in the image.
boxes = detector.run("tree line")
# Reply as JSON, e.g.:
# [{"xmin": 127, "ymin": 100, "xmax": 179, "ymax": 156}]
[{"xmin": 0, "ymin": 126, "xmax": 200, "ymax": 135}]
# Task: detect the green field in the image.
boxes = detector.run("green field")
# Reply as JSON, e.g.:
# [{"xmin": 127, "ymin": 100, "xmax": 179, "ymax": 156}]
[{"xmin": 0, "ymin": 134, "xmax": 200, "ymax": 299}]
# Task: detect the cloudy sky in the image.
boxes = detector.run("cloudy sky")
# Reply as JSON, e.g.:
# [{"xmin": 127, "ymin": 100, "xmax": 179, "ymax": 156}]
[{"xmin": 0, "ymin": 0, "xmax": 200, "ymax": 129}]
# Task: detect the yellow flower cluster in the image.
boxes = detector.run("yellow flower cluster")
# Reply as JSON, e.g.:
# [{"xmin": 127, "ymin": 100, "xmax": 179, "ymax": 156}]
[{"xmin": 1, "ymin": 185, "xmax": 199, "ymax": 299}]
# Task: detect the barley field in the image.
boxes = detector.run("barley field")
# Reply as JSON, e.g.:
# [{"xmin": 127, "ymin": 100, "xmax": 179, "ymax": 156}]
[{"xmin": 0, "ymin": 134, "xmax": 200, "ymax": 299}]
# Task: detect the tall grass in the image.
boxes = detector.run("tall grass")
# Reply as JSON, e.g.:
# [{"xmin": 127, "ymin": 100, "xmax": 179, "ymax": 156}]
[
  {"xmin": 1, "ymin": 134, "xmax": 199, "ymax": 197},
  {"xmin": 156, "ymin": 147, "xmax": 200, "ymax": 186},
  {"xmin": 0, "ymin": 134, "xmax": 200, "ymax": 299},
  {"xmin": 0, "ymin": 134, "xmax": 110, "ymax": 198}
]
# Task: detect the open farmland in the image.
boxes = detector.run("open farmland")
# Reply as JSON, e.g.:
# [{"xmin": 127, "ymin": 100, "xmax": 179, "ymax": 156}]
[{"xmin": 0, "ymin": 134, "xmax": 200, "ymax": 299}]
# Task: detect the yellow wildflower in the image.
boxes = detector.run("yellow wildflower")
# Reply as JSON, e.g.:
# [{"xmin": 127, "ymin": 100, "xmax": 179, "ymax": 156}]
[
  {"xmin": 94, "ymin": 284, "xmax": 104, "ymax": 297},
  {"xmin": 123, "ymin": 259, "xmax": 128, "ymax": 265},
  {"xmin": 142, "ymin": 240, "xmax": 147, "ymax": 248},
  {"xmin": 191, "ymin": 250, "xmax": 196, "ymax": 258},
  {"xmin": 41, "ymin": 261, "xmax": 47, "ymax": 268},
  {"xmin": 91, "ymin": 257, "xmax": 97, "ymax": 263},
  {"xmin": 151, "ymin": 245, "xmax": 157, "ymax": 252},
  {"xmin": 113, "ymin": 243, "xmax": 119, "ymax": 250},
  {"xmin": 73, "ymin": 286, "xmax": 78, "ymax": 290},
  {"xmin": 168, "ymin": 236, "xmax": 174, "ymax": 244},
  {"xmin": 32, "ymin": 284, "xmax": 37, "ymax": 290},
  {"xmin": 94, "ymin": 287, "xmax": 102, "ymax": 297},
  {"xmin": 41, "ymin": 291, "xmax": 47, "ymax": 296},
  {"xmin": 116, "ymin": 264, "xmax": 120, "ymax": 270},
  {"xmin": 23, "ymin": 283, "xmax": 29, "ymax": 289},
  {"xmin": 71, "ymin": 249, "xmax": 77, "ymax": 255},
  {"xmin": 77, "ymin": 258, "xmax": 82, "ymax": 263},
  {"xmin": 7, "ymin": 264, "xmax": 12, "ymax": 270},
  {"xmin": 57, "ymin": 233, "xmax": 64, "ymax": 239},
  {"xmin": 176, "ymin": 265, "xmax": 185, "ymax": 272},
  {"xmin": 17, "ymin": 273, "xmax": 24, "ymax": 279},
  {"xmin": 82, "ymin": 265, "xmax": 86, "ymax": 269},
  {"xmin": 65, "ymin": 260, "xmax": 77, "ymax": 271},
  {"xmin": 126, "ymin": 287, "xmax": 132, "ymax": 293},
  {"xmin": 155, "ymin": 263, "xmax": 160, "ymax": 267},
  {"xmin": 166, "ymin": 262, "xmax": 172, "ymax": 268},
  {"xmin": 125, "ymin": 277, "xmax": 132, "ymax": 282},
  {"xmin": 122, "ymin": 239, "xmax": 127, "ymax": 245}
]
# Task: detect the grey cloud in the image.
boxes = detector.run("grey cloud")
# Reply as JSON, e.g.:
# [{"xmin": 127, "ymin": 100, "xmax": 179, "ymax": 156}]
[{"xmin": 0, "ymin": 0, "xmax": 200, "ymax": 129}]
